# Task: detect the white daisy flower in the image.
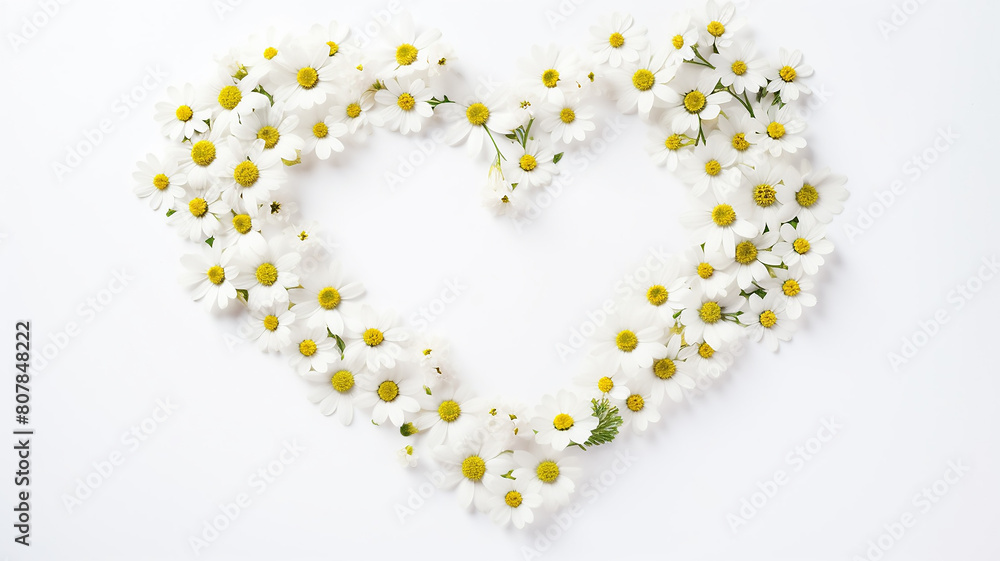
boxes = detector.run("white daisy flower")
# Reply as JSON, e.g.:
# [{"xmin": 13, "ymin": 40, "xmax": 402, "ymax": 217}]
[
  {"xmin": 155, "ymin": 83, "xmax": 210, "ymax": 142},
  {"xmin": 530, "ymin": 390, "xmax": 599, "ymax": 451},
  {"xmin": 287, "ymin": 262, "xmax": 364, "ymax": 336},
  {"xmin": 286, "ymin": 324, "xmax": 339, "ymax": 375},
  {"xmin": 519, "ymin": 44, "xmax": 581, "ymax": 105},
  {"xmin": 436, "ymin": 434, "xmax": 505, "ymax": 512},
  {"xmin": 758, "ymin": 267, "xmax": 816, "ymax": 320},
  {"xmin": 202, "ymin": 68, "xmax": 268, "ymax": 129},
  {"xmin": 242, "ymin": 26, "xmax": 291, "ymax": 92},
  {"xmin": 680, "ymin": 133, "xmax": 741, "ymax": 197},
  {"xmin": 330, "ymin": 85, "xmax": 376, "ymax": 136},
  {"xmin": 376, "ymin": 13, "xmax": 444, "ymax": 79},
  {"xmin": 792, "ymin": 161, "xmax": 849, "ymax": 224},
  {"xmin": 133, "ymin": 153, "xmax": 186, "ymax": 211},
  {"xmin": 648, "ymin": 121, "xmax": 694, "ymax": 171},
  {"xmin": 679, "ymin": 189, "xmax": 757, "ymax": 256},
  {"xmin": 589, "ymin": 12, "xmax": 648, "ymax": 69},
  {"xmin": 215, "ymin": 211, "xmax": 265, "ymax": 252},
  {"xmin": 414, "ymin": 332, "xmax": 451, "ymax": 385},
  {"xmin": 740, "ymin": 160, "xmax": 799, "ymax": 232},
  {"xmin": 217, "ymin": 138, "xmax": 286, "ymax": 217},
  {"xmin": 746, "ymin": 292, "xmax": 794, "ymax": 351},
  {"xmin": 272, "ymin": 44, "xmax": 341, "ymax": 110},
  {"xmin": 246, "ymin": 302, "xmax": 296, "ymax": 352},
  {"xmin": 231, "ymin": 236, "xmax": 301, "ymax": 310},
  {"xmin": 373, "ymin": 77, "xmax": 434, "ymax": 135},
  {"xmin": 539, "ymin": 96, "xmax": 596, "ymax": 144},
  {"xmin": 297, "ymin": 104, "xmax": 348, "ymax": 161},
  {"xmin": 178, "ymin": 245, "xmax": 239, "ymax": 311},
  {"xmin": 302, "ymin": 353, "xmax": 366, "ymax": 425},
  {"xmin": 687, "ymin": 338, "xmax": 738, "ymax": 379},
  {"xmin": 615, "ymin": 378, "xmax": 662, "ymax": 434},
  {"xmin": 749, "ymin": 103, "xmax": 806, "ymax": 157},
  {"xmin": 397, "ymin": 445, "xmax": 418, "ymax": 468},
  {"xmin": 502, "ymin": 139, "xmax": 559, "ymax": 190},
  {"xmin": 356, "ymin": 367, "xmax": 421, "ymax": 427},
  {"xmin": 661, "ymin": 76, "xmax": 729, "ymax": 134},
  {"xmin": 230, "ymin": 102, "xmax": 303, "ymax": 162},
  {"xmin": 663, "ymin": 11, "xmax": 698, "ymax": 65},
  {"xmin": 716, "ymin": 110, "xmax": 763, "ymax": 166},
  {"xmin": 698, "ymin": 0, "xmax": 744, "ymax": 49},
  {"xmin": 726, "ymin": 229, "xmax": 781, "ymax": 291},
  {"xmin": 413, "ymin": 382, "xmax": 488, "ymax": 448},
  {"xmin": 575, "ymin": 353, "xmax": 631, "ymax": 401},
  {"xmin": 305, "ymin": 20, "xmax": 356, "ymax": 66},
  {"xmin": 636, "ymin": 257, "xmax": 691, "ymax": 323},
  {"xmin": 485, "ymin": 477, "xmax": 543, "ymax": 529},
  {"xmin": 679, "ymin": 290, "xmax": 745, "ymax": 349},
  {"xmin": 765, "ymin": 48, "xmax": 813, "ymax": 101},
  {"xmin": 679, "ymin": 245, "xmax": 734, "ymax": 299},
  {"xmin": 643, "ymin": 335, "xmax": 698, "ymax": 403},
  {"xmin": 772, "ymin": 217, "xmax": 833, "ymax": 275},
  {"xmin": 508, "ymin": 444, "xmax": 582, "ymax": 507},
  {"xmin": 180, "ymin": 126, "xmax": 228, "ymax": 190},
  {"xmin": 443, "ymin": 89, "xmax": 519, "ymax": 156},
  {"xmin": 168, "ymin": 187, "xmax": 229, "ymax": 242},
  {"xmin": 590, "ymin": 306, "xmax": 664, "ymax": 372},
  {"xmin": 481, "ymin": 167, "xmax": 527, "ymax": 216},
  {"xmin": 344, "ymin": 305, "xmax": 409, "ymax": 371},
  {"xmin": 710, "ymin": 40, "xmax": 768, "ymax": 95},
  {"xmin": 615, "ymin": 48, "xmax": 678, "ymax": 119}
]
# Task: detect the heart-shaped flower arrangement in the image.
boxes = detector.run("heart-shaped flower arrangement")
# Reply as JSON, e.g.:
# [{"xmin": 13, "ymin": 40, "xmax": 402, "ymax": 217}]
[{"xmin": 133, "ymin": 2, "xmax": 848, "ymax": 529}]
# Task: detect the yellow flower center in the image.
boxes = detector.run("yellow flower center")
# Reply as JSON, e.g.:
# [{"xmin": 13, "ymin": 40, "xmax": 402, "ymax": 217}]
[
  {"xmin": 312, "ymin": 121, "xmax": 329, "ymax": 138},
  {"xmin": 542, "ymin": 69, "xmax": 560, "ymax": 88},
  {"xmin": 653, "ymin": 358, "xmax": 676, "ymax": 380},
  {"xmin": 796, "ymin": 184, "xmax": 819, "ymax": 207},
  {"xmin": 318, "ymin": 287, "xmax": 342, "ymax": 310},
  {"xmin": 753, "ymin": 184, "xmax": 777, "ymax": 207},
  {"xmin": 263, "ymin": 47, "xmax": 278, "ymax": 60},
  {"xmin": 505, "ymin": 491, "xmax": 523, "ymax": 508},
  {"xmin": 616, "ymin": 330, "xmax": 639, "ymax": 352},
  {"xmin": 395, "ymin": 43, "xmax": 418, "ymax": 66},
  {"xmin": 207, "ymin": 265, "xmax": 225, "ymax": 285},
  {"xmin": 327, "ymin": 41, "xmax": 339, "ymax": 56},
  {"xmin": 698, "ymin": 342, "xmax": 715, "ymax": 359},
  {"xmin": 598, "ymin": 377, "xmax": 615, "ymax": 393},
  {"xmin": 536, "ymin": 461, "xmax": 560, "ymax": 483},
  {"xmin": 683, "ymin": 91, "xmax": 707, "ymax": 114},
  {"xmin": 559, "ymin": 107, "xmax": 576, "ymax": 124},
  {"xmin": 553, "ymin": 413, "xmax": 574, "ymax": 431},
  {"xmin": 767, "ymin": 122, "xmax": 786, "ymax": 139},
  {"xmin": 665, "ymin": 134, "xmax": 683, "ymax": 150},
  {"xmin": 632, "ymin": 69, "xmax": 655, "ymax": 91},
  {"xmin": 672, "ymin": 34, "xmax": 685, "ymax": 49},
  {"xmin": 626, "ymin": 394, "xmax": 645, "ymax": 412},
  {"xmin": 793, "ymin": 238, "xmax": 811, "ymax": 254},
  {"xmin": 707, "ymin": 21, "xmax": 726, "ymax": 37},
  {"xmin": 262, "ymin": 315, "xmax": 280, "ymax": 331},
  {"xmin": 461, "ymin": 456, "xmax": 486, "ymax": 481},
  {"xmin": 299, "ymin": 339, "xmax": 317, "ymax": 357},
  {"xmin": 699, "ymin": 302, "xmax": 722, "ymax": 324},
  {"xmin": 732, "ymin": 133, "xmax": 751, "ymax": 151},
  {"xmin": 437, "ymin": 400, "xmax": 461, "ymax": 423},
  {"xmin": 296, "ymin": 67, "xmax": 318, "ymax": 89},
  {"xmin": 234, "ymin": 161, "xmax": 260, "ymax": 187},
  {"xmin": 255, "ymin": 263, "xmax": 278, "ymax": 286},
  {"xmin": 779, "ymin": 65, "xmax": 797, "ymax": 82},
  {"xmin": 735, "ymin": 240, "xmax": 758, "ymax": 265},
  {"xmin": 191, "ymin": 140, "xmax": 216, "ymax": 166},
  {"xmin": 712, "ymin": 204, "xmax": 736, "ymax": 226},
  {"xmin": 397, "ymin": 93, "xmax": 416, "ymax": 111},
  {"xmin": 363, "ymin": 328, "xmax": 384, "ymax": 347},
  {"xmin": 256, "ymin": 126, "xmax": 280, "ymax": 149},
  {"xmin": 188, "ymin": 197, "xmax": 208, "ymax": 218},
  {"xmin": 759, "ymin": 310, "xmax": 778, "ymax": 328},
  {"xmin": 647, "ymin": 285, "xmax": 669, "ymax": 306},
  {"xmin": 175, "ymin": 105, "xmax": 193, "ymax": 122},
  {"xmin": 731, "ymin": 60, "xmax": 748, "ymax": 75},
  {"xmin": 466, "ymin": 102, "xmax": 490, "ymax": 126},
  {"xmin": 705, "ymin": 159, "xmax": 722, "ymax": 176},
  {"xmin": 782, "ymin": 279, "xmax": 801, "ymax": 297},
  {"xmin": 377, "ymin": 380, "xmax": 399, "ymax": 402},
  {"xmin": 331, "ymin": 370, "xmax": 354, "ymax": 392},
  {"xmin": 519, "ymin": 154, "xmax": 537, "ymax": 171},
  {"xmin": 218, "ymin": 85, "xmax": 242, "ymax": 110},
  {"xmin": 152, "ymin": 173, "xmax": 170, "ymax": 190},
  {"xmin": 346, "ymin": 103, "xmax": 362, "ymax": 118},
  {"xmin": 609, "ymin": 32, "xmax": 625, "ymax": 48},
  {"xmin": 232, "ymin": 214, "xmax": 252, "ymax": 234},
  {"xmin": 697, "ymin": 262, "xmax": 715, "ymax": 279}
]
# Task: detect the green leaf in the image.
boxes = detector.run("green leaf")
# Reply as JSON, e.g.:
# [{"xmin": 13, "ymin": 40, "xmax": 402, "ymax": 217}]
[
  {"xmin": 205, "ymin": 237, "xmax": 214, "ymax": 247},
  {"xmin": 553, "ymin": 152, "xmax": 564, "ymax": 164},
  {"xmin": 424, "ymin": 385, "xmax": 432, "ymax": 396},
  {"xmin": 500, "ymin": 469, "xmax": 516, "ymax": 480},
  {"xmin": 166, "ymin": 209, "xmax": 176, "ymax": 217},
  {"xmin": 583, "ymin": 398, "xmax": 623, "ymax": 448},
  {"xmin": 236, "ymin": 289, "xmax": 249, "ymax": 302}
]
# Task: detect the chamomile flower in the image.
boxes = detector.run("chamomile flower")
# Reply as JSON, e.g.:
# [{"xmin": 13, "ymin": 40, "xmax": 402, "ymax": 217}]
[
  {"xmin": 772, "ymin": 217, "xmax": 833, "ymax": 275},
  {"xmin": 181, "ymin": 126, "xmax": 228, "ymax": 190},
  {"xmin": 740, "ymin": 161, "xmax": 799, "ymax": 231},
  {"xmin": 215, "ymin": 211, "xmax": 265, "ymax": 252},
  {"xmin": 485, "ymin": 477, "xmax": 543, "ymax": 529},
  {"xmin": 792, "ymin": 161, "xmax": 849, "ymax": 224},
  {"xmin": 373, "ymin": 77, "xmax": 434, "ymax": 134},
  {"xmin": 749, "ymin": 104, "xmax": 806, "ymax": 157},
  {"xmin": 637, "ymin": 257, "xmax": 691, "ymax": 323},
  {"xmin": 746, "ymin": 293, "xmax": 794, "ymax": 351},
  {"xmin": 539, "ymin": 96, "xmax": 596, "ymax": 144},
  {"xmin": 287, "ymin": 262, "xmax": 363, "ymax": 336},
  {"xmin": 133, "ymin": 153, "xmax": 186, "ymax": 211},
  {"xmin": 663, "ymin": 11, "xmax": 698, "ymax": 65},
  {"xmin": 726, "ymin": 229, "xmax": 781, "ymax": 291},
  {"xmin": 414, "ymin": 332, "xmax": 451, "ymax": 385},
  {"xmin": 508, "ymin": 445, "xmax": 582, "ymax": 506},
  {"xmin": 286, "ymin": 324, "xmax": 339, "ymax": 375},
  {"xmin": 218, "ymin": 138, "xmax": 286, "ymax": 217},
  {"xmin": 531, "ymin": 390, "xmax": 599, "ymax": 451},
  {"xmin": 247, "ymin": 303, "xmax": 296, "ymax": 352},
  {"xmin": 758, "ymin": 267, "xmax": 816, "ymax": 320},
  {"xmin": 272, "ymin": 44, "xmax": 341, "ymax": 109},
  {"xmin": 575, "ymin": 353, "xmax": 631, "ymax": 401},
  {"xmin": 679, "ymin": 290, "xmax": 745, "ymax": 349},
  {"xmin": 648, "ymin": 123, "xmax": 694, "ymax": 171},
  {"xmin": 680, "ymin": 189, "xmax": 757, "ymax": 256},
  {"xmin": 168, "ymin": 188, "xmax": 229, "ymax": 242},
  {"xmin": 591, "ymin": 306, "xmax": 664, "ymax": 372},
  {"xmin": 681, "ymin": 133, "xmax": 741, "ymax": 197},
  {"xmin": 329, "ymin": 81, "xmax": 376, "ymax": 135},
  {"xmin": 305, "ymin": 20, "xmax": 356, "ymax": 66},
  {"xmin": 242, "ymin": 27, "xmax": 291, "ymax": 91},
  {"xmin": 710, "ymin": 41, "xmax": 768, "ymax": 95},
  {"xmin": 344, "ymin": 305, "xmax": 409, "ymax": 371},
  {"xmin": 444, "ymin": 90, "xmax": 519, "ymax": 156},
  {"xmin": 765, "ymin": 48, "xmax": 813, "ymax": 101},
  {"xmin": 155, "ymin": 84, "xmax": 210, "ymax": 142},
  {"xmin": 615, "ymin": 378, "xmax": 662, "ymax": 434},
  {"xmin": 413, "ymin": 382, "xmax": 488, "ymax": 447},
  {"xmin": 643, "ymin": 335, "xmax": 698, "ymax": 403},
  {"xmin": 202, "ymin": 68, "xmax": 268, "ymax": 129},
  {"xmin": 178, "ymin": 245, "xmax": 239, "ymax": 311},
  {"xmin": 231, "ymin": 236, "xmax": 301, "ymax": 310},
  {"xmin": 502, "ymin": 140, "xmax": 559, "ymax": 190},
  {"xmin": 687, "ymin": 338, "xmax": 738, "ymax": 379},
  {"xmin": 376, "ymin": 13, "xmax": 444, "ymax": 78},
  {"xmin": 356, "ymin": 367, "xmax": 421, "ymax": 427},
  {"xmin": 679, "ymin": 245, "xmax": 734, "ymax": 299},
  {"xmin": 230, "ymin": 102, "xmax": 303, "ymax": 162},
  {"xmin": 589, "ymin": 12, "xmax": 648, "ymax": 69},
  {"xmin": 302, "ymin": 353, "xmax": 366, "ymax": 425},
  {"xmin": 716, "ymin": 110, "xmax": 762, "ymax": 166},
  {"xmin": 662, "ymin": 77, "xmax": 729, "ymax": 134},
  {"xmin": 698, "ymin": 0, "xmax": 744, "ymax": 49},
  {"xmin": 397, "ymin": 445, "xmax": 419, "ymax": 468},
  {"xmin": 520, "ymin": 45, "xmax": 580, "ymax": 105},
  {"xmin": 437, "ymin": 435, "xmax": 505, "ymax": 512},
  {"xmin": 482, "ymin": 166, "xmax": 526, "ymax": 216},
  {"xmin": 616, "ymin": 49, "xmax": 678, "ymax": 119}
]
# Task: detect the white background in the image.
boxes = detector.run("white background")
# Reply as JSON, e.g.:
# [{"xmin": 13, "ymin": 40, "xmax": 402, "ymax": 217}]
[{"xmin": 2, "ymin": 0, "xmax": 999, "ymax": 559}]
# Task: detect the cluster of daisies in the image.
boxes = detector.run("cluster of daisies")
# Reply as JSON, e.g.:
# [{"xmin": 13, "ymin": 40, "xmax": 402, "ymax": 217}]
[{"xmin": 133, "ymin": 1, "xmax": 847, "ymax": 530}]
